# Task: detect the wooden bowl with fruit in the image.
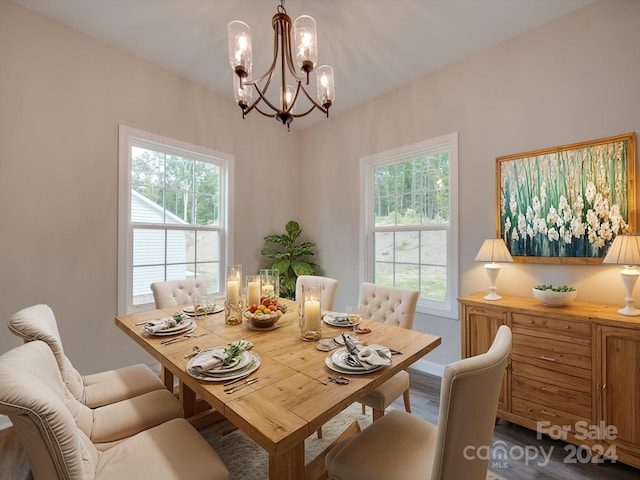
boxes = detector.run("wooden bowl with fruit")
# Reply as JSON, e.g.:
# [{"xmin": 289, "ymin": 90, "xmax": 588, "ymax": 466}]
[{"xmin": 243, "ymin": 297, "xmax": 288, "ymax": 329}]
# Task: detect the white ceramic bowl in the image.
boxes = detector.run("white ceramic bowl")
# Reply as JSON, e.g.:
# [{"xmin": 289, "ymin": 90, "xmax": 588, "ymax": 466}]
[{"xmin": 532, "ymin": 287, "xmax": 577, "ymax": 307}]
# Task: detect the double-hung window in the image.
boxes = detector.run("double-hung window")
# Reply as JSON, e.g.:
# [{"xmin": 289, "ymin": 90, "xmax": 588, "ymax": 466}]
[
  {"xmin": 360, "ymin": 132, "xmax": 458, "ymax": 318},
  {"xmin": 118, "ymin": 126, "xmax": 233, "ymax": 314}
]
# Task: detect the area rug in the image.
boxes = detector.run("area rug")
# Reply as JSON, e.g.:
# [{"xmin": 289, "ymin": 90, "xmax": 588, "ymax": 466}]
[{"xmin": 199, "ymin": 404, "xmax": 505, "ymax": 480}]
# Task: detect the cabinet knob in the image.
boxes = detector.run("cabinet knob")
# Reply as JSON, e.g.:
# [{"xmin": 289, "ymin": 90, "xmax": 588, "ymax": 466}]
[
  {"xmin": 541, "ymin": 409, "xmax": 558, "ymax": 417},
  {"xmin": 540, "ymin": 355, "xmax": 556, "ymax": 362}
]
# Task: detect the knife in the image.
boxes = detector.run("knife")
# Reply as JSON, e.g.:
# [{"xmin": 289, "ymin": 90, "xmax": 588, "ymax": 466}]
[{"xmin": 224, "ymin": 377, "xmax": 259, "ymax": 394}]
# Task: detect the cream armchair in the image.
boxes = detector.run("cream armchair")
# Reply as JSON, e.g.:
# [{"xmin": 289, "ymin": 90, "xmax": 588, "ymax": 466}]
[
  {"xmin": 8, "ymin": 304, "xmax": 185, "ymax": 450},
  {"xmin": 150, "ymin": 278, "xmax": 207, "ymax": 309},
  {"xmin": 0, "ymin": 340, "xmax": 228, "ymax": 480},
  {"xmin": 357, "ymin": 282, "xmax": 419, "ymax": 421},
  {"xmin": 8, "ymin": 304, "xmax": 166, "ymax": 408},
  {"xmin": 326, "ymin": 325, "xmax": 512, "ymax": 480}
]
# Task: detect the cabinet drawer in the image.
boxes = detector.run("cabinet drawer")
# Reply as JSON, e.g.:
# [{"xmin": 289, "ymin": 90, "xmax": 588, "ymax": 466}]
[
  {"xmin": 512, "ymin": 397, "xmax": 590, "ymax": 433},
  {"xmin": 512, "ymin": 375, "xmax": 591, "ymax": 419},
  {"xmin": 511, "ymin": 360, "xmax": 590, "ymax": 392},
  {"xmin": 512, "ymin": 313, "xmax": 592, "ymax": 339},
  {"xmin": 512, "ymin": 333, "xmax": 591, "ymax": 370}
]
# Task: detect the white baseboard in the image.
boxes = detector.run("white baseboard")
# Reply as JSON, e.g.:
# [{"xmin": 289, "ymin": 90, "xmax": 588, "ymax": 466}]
[
  {"xmin": 409, "ymin": 357, "xmax": 445, "ymax": 377},
  {"xmin": 0, "ymin": 414, "xmax": 12, "ymax": 430}
]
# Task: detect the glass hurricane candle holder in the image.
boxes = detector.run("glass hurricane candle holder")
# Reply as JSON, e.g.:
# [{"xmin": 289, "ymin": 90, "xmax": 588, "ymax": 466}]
[
  {"xmin": 300, "ymin": 284, "xmax": 322, "ymax": 341},
  {"xmin": 225, "ymin": 265, "xmax": 243, "ymax": 325},
  {"xmin": 260, "ymin": 268, "xmax": 279, "ymax": 300}
]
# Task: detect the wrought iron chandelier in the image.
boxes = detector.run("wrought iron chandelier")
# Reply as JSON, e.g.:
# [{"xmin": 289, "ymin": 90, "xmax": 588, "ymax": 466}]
[{"xmin": 227, "ymin": 0, "xmax": 335, "ymax": 130}]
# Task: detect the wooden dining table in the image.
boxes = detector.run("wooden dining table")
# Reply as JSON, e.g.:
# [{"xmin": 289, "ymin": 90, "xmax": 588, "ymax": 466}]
[{"xmin": 115, "ymin": 299, "xmax": 441, "ymax": 480}]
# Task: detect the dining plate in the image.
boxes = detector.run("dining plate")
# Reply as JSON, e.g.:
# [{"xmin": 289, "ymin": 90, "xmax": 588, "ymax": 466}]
[
  {"xmin": 325, "ymin": 354, "xmax": 382, "ymax": 375},
  {"xmin": 331, "ymin": 348, "xmax": 380, "ymax": 372},
  {"xmin": 148, "ymin": 320, "xmax": 196, "ymax": 336},
  {"xmin": 182, "ymin": 304, "xmax": 224, "ymax": 316},
  {"xmin": 187, "ymin": 351, "xmax": 262, "ymax": 382},
  {"xmin": 323, "ymin": 312, "xmax": 361, "ymax": 327}
]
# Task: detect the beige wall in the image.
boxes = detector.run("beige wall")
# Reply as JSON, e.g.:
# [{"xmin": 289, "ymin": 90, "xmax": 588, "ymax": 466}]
[
  {"xmin": 300, "ymin": 0, "xmax": 640, "ymax": 369},
  {"xmin": 1, "ymin": 0, "xmax": 639, "ymax": 376}
]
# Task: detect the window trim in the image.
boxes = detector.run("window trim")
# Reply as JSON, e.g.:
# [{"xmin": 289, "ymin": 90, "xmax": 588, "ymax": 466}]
[
  {"xmin": 117, "ymin": 125, "xmax": 235, "ymax": 315},
  {"xmin": 359, "ymin": 132, "xmax": 458, "ymax": 319}
]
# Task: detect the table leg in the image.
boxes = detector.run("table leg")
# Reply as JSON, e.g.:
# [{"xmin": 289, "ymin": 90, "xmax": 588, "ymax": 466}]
[
  {"xmin": 161, "ymin": 366, "xmax": 174, "ymax": 393},
  {"xmin": 269, "ymin": 443, "xmax": 305, "ymax": 480},
  {"xmin": 179, "ymin": 381, "xmax": 196, "ymax": 418}
]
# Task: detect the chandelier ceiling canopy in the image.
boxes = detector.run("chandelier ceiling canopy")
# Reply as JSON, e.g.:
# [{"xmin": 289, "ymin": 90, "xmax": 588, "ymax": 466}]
[{"xmin": 227, "ymin": 0, "xmax": 335, "ymax": 130}]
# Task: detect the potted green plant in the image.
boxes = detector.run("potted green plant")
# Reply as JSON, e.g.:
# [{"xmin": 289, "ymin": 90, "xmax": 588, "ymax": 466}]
[{"xmin": 260, "ymin": 220, "xmax": 319, "ymax": 299}]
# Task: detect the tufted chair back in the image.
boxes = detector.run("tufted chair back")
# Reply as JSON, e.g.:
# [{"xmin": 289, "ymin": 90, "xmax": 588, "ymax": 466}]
[
  {"xmin": 295, "ymin": 275, "xmax": 339, "ymax": 312},
  {"xmin": 357, "ymin": 282, "xmax": 419, "ymax": 329},
  {"xmin": 8, "ymin": 305, "xmax": 166, "ymax": 409},
  {"xmin": 0, "ymin": 341, "xmax": 99, "ymax": 480},
  {"xmin": 151, "ymin": 278, "xmax": 208, "ymax": 308},
  {"xmin": 9, "ymin": 304, "xmax": 87, "ymax": 405}
]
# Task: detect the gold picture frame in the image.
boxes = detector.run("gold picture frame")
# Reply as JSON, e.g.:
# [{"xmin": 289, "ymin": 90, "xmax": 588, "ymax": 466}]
[{"xmin": 496, "ymin": 132, "xmax": 636, "ymax": 264}]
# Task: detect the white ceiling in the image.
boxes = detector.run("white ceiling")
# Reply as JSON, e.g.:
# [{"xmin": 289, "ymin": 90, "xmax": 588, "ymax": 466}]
[{"xmin": 14, "ymin": 0, "xmax": 596, "ymax": 129}]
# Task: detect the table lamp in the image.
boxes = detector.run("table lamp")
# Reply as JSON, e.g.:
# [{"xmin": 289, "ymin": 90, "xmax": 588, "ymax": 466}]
[
  {"xmin": 602, "ymin": 234, "xmax": 640, "ymax": 316},
  {"xmin": 475, "ymin": 239, "xmax": 513, "ymax": 300}
]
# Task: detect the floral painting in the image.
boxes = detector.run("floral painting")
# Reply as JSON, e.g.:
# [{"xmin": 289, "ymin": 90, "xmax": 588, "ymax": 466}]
[{"xmin": 496, "ymin": 133, "xmax": 636, "ymax": 264}]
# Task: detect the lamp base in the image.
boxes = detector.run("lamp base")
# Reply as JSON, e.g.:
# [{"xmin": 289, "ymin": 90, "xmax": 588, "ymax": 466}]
[
  {"xmin": 618, "ymin": 305, "xmax": 640, "ymax": 316},
  {"xmin": 483, "ymin": 292, "xmax": 502, "ymax": 301},
  {"xmin": 483, "ymin": 263, "xmax": 502, "ymax": 301},
  {"xmin": 618, "ymin": 268, "xmax": 640, "ymax": 316}
]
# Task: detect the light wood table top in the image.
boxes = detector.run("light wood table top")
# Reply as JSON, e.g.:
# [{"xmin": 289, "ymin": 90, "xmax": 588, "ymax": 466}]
[{"xmin": 115, "ymin": 299, "xmax": 441, "ymax": 480}]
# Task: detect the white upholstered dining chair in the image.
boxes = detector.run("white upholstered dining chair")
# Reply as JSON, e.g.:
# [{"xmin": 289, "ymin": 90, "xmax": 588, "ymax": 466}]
[
  {"xmin": 325, "ymin": 325, "xmax": 512, "ymax": 480},
  {"xmin": 8, "ymin": 304, "xmax": 166, "ymax": 408},
  {"xmin": 7, "ymin": 304, "xmax": 185, "ymax": 450},
  {"xmin": 0, "ymin": 340, "xmax": 229, "ymax": 480},
  {"xmin": 356, "ymin": 282, "xmax": 419, "ymax": 421},
  {"xmin": 295, "ymin": 275, "xmax": 339, "ymax": 312}
]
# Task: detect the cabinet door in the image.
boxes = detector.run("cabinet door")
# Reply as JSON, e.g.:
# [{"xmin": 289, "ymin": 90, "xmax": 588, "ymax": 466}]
[
  {"xmin": 462, "ymin": 305, "xmax": 509, "ymax": 411},
  {"xmin": 598, "ymin": 325, "xmax": 640, "ymax": 459}
]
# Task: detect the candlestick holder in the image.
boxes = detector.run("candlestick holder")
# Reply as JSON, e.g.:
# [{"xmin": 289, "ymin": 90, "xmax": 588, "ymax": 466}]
[
  {"xmin": 225, "ymin": 264, "xmax": 243, "ymax": 325},
  {"xmin": 300, "ymin": 284, "xmax": 322, "ymax": 341}
]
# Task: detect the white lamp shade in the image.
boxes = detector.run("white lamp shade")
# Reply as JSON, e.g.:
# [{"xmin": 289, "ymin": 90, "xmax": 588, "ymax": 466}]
[
  {"xmin": 603, "ymin": 235, "xmax": 640, "ymax": 266},
  {"xmin": 475, "ymin": 239, "xmax": 513, "ymax": 263}
]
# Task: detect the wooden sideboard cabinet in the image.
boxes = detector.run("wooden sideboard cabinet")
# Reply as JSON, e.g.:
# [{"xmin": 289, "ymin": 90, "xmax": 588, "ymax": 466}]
[{"xmin": 459, "ymin": 293, "xmax": 640, "ymax": 469}]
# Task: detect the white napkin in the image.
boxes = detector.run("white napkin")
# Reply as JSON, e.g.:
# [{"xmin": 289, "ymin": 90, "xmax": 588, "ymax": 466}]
[
  {"xmin": 191, "ymin": 339, "xmax": 254, "ymax": 372},
  {"xmin": 357, "ymin": 344, "xmax": 392, "ymax": 366},
  {"xmin": 143, "ymin": 317, "xmax": 177, "ymax": 334},
  {"xmin": 191, "ymin": 350, "xmax": 229, "ymax": 372}
]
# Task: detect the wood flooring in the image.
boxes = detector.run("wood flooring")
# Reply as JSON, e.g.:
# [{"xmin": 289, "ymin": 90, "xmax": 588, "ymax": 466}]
[{"xmin": 391, "ymin": 369, "xmax": 640, "ymax": 480}]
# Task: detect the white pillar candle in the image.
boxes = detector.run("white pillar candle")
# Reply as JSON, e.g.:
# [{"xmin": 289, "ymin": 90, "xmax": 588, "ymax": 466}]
[
  {"xmin": 304, "ymin": 300, "xmax": 321, "ymax": 331},
  {"xmin": 227, "ymin": 280, "xmax": 240, "ymax": 305},
  {"xmin": 248, "ymin": 281, "xmax": 260, "ymax": 306},
  {"xmin": 262, "ymin": 284, "xmax": 275, "ymax": 298}
]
